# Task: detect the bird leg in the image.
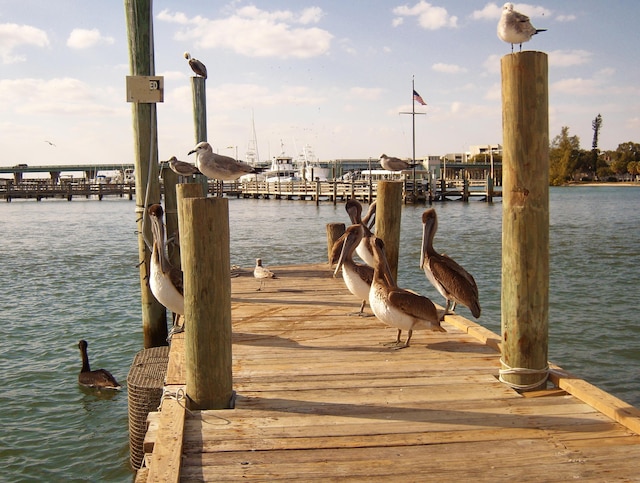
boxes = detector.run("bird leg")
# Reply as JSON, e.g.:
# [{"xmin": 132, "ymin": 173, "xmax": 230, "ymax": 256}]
[{"xmin": 382, "ymin": 329, "xmax": 407, "ymax": 348}]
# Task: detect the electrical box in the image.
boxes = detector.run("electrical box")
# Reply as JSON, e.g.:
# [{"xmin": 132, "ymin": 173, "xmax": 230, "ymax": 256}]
[{"xmin": 126, "ymin": 76, "xmax": 164, "ymax": 103}]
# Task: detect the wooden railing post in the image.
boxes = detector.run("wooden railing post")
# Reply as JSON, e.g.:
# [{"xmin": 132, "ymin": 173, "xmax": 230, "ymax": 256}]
[
  {"xmin": 376, "ymin": 181, "xmax": 403, "ymax": 283},
  {"xmin": 500, "ymin": 51, "xmax": 549, "ymax": 392},
  {"xmin": 178, "ymin": 190, "xmax": 233, "ymax": 409}
]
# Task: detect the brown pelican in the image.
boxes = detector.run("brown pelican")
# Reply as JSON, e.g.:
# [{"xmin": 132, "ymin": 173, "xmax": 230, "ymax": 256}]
[
  {"xmin": 254, "ymin": 258, "xmax": 276, "ymax": 291},
  {"xmin": 379, "ymin": 154, "xmax": 418, "ymax": 171},
  {"xmin": 333, "ymin": 224, "xmax": 374, "ymax": 316},
  {"xmin": 369, "ymin": 237, "xmax": 445, "ymax": 348},
  {"xmin": 345, "ymin": 199, "xmax": 376, "ymax": 266},
  {"xmin": 184, "ymin": 51, "xmax": 207, "ymax": 78},
  {"xmin": 188, "ymin": 141, "xmax": 258, "ymax": 181},
  {"xmin": 148, "ymin": 204, "xmax": 184, "ymax": 317},
  {"xmin": 78, "ymin": 340, "xmax": 121, "ymax": 390},
  {"xmin": 420, "ymin": 209, "xmax": 481, "ymax": 318},
  {"xmin": 497, "ymin": 3, "xmax": 546, "ymax": 52},
  {"xmin": 167, "ymin": 156, "xmax": 201, "ymax": 177}
]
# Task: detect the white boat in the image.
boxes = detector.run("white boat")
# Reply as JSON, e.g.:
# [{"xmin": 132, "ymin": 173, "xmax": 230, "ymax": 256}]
[
  {"xmin": 297, "ymin": 144, "xmax": 330, "ymax": 182},
  {"xmin": 264, "ymin": 153, "xmax": 300, "ymax": 183}
]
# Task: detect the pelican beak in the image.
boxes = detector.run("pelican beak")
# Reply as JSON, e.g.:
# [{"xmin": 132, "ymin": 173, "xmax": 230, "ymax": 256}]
[
  {"xmin": 333, "ymin": 236, "xmax": 349, "ymax": 278},
  {"xmin": 419, "ymin": 222, "xmax": 428, "ymax": 269}
]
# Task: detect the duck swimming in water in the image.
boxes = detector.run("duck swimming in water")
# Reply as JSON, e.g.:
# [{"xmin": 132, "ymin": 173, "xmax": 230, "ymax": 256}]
[{"xmin": 77, "ymin": 340, "xmax": 121, "ymax": 390}]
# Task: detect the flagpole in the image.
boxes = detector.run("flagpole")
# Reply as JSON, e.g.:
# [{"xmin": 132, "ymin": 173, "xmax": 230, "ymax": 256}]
[{"xmin": 412, "ymin": 76, "xmax": 416, "ymax": 197}]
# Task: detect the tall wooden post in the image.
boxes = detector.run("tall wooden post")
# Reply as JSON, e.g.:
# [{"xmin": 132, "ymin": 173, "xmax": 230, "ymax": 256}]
[
  {"xmin": 500, "ymin": 52, "xmax": 549, "ymax": 391},
  {"xmin": 376, "ymin": 181, "xmax": 403, "ymax": 282},
  {"xmin": 326, "ymin": 222, "xmax": 345, "ymax": 264},
  {"xmin": 178, "ymin": 189, "xmax": 233, "ymax": 409},
  {"xmin": 125, "ymin": 0, "xmax": 166, "ymax": 347},
  {"xmin": 162, "ymin": 166, "xmax": 180, "ymax": 269},
  {"xmin": 191, "ymin": 76, "xmax": 209, "ymax": 196}
]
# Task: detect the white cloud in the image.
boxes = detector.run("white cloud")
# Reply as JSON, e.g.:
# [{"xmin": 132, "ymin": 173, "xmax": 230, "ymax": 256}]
[
  {"xmin": 67, "ymin": 28, "xmax": 115, "ymax": 49},
  {"xmin": 555, "ymin": 14, "xmax": 576, "ymax": 22},
  {"xmin": 392, "ymin": 1, "xmax": 458, "ymax": 30},
  {"xmin": 432, "ymin": 63, "xmax": 467, "ymax": 74},
  {"xmin": 0, "ymin": 23, "xmax": 49, "ymax": 63},
  {"xmin": 548, "ymin": 49, "xmax": 592, "ymax": 67},
  {"xmin": 349, "ymin": 87, "xmax": 385, "ymax": 101},
  {"xmin": 551, "ymin": 68, "xmax": 615, "ymax": 96},
  {"xmin": 471, "ymin": 3, "xmax": 551, "ymax": 20},
  {"xmin": 157, "ymin": 7, "xmax": 332, "ymax": 59}
]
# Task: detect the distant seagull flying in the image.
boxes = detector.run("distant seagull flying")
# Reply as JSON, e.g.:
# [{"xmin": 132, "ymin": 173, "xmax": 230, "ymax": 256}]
[
  {"xmin": 44, "ymin": 140, "xmax": 56, "ymax": 147},
  {"xmin": 184, "ymin": 52, "xmax": 207, "ymax": 79},
  {"xmin": 497, "ymin": 2, "xmax": 547, "ymax": 52},
  {"xmin": 188, "ymin": 141, "xmax": 259, "ymax": 181},
  {"xmin": 167, "ymin": 156, "xmax": 201, "ymax": 176},
  {"xmin": 379, "ymin": 154, "xmax": 419, "ymax": 172}
]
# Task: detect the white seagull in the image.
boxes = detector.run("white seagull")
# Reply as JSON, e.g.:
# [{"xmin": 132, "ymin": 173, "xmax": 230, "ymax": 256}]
[
  {"xmin": 379, "ymin": 154, "xmax": 419, "ymax": 172},
  {"xmin": 184, "ymin": 52, "xmax": 207, "ymax": 78},
  {"xmin": 188, "ymin": 142, "xmax": 259, "ymax": 181},
  {"xmin": 167, "ymin": 156, "xmax": 201, "ymax": 177},
  {"xmin": 254, "ymin": 258, "xmax": 277, "ymax": 291},
  {"xmin": 497, "ymin": 3, "xmax": 546, "ymax": 52}
]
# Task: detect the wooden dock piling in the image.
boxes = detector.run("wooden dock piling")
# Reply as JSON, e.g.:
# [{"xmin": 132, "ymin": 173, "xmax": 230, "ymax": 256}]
[
  {"xmin": 500, "ymin": 51, "xmax": 550, "ymax": 391},
  {"xmin": 325, "ymin": 222, "xmax": 345, "ymax": 263},
  {"xmin": 125, "ymin": 0, "xmax": 166, "ymax": 348},
  {"xmin": 190, "ymin": 76, "xmax": 209, "ymax": 196},
  {"xmin": 375, "ymin": 181, "xmax": 403, "ymax": 282},
  {"xmin": 178, "ymin": 193, "xmax": 233, "ymax": 409}
]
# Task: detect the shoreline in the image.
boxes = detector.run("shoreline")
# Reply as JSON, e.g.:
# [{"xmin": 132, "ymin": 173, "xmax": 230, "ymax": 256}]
[{"xmin": 564, "ymin": 181, "xmax": 640, "ymax": 187}]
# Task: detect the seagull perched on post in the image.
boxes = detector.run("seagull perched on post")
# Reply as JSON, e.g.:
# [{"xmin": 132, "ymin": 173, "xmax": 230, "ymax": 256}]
[
  {"xmin": 379, "ymin": 154, "xmax": 419, "ymax": 172},
  {"xmin": 188, "ymin": 141, "xmax": 259, "ymax": 181},
  {"xmin": 167, "ymin": 156, "xmax": 201, "ymax": 177},
  {"xmin": 497, "ymin": 3, "xmax": 546, "ymax": 52},
  {"xmin": 184, "ymin": 52, "xmax": 207, "ymax": 78}
]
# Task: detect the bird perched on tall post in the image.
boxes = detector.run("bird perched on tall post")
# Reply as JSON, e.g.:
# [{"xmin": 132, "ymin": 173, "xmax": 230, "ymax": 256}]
[
  {"xmin": 497, "ymin": 3, "xmax": 546, "ymax": 52},
  {"xmin": 77, "ymin": 340, "xmax": 121, "ymax": 390},
  {"xmin": 188, "ymin": 141, "xmax": 259, "ymax": 181},
  {"xmin": 184, "ymin": 51, "xmax": 207, "ymax": 78},
  {"xmin": 379, "ymin": 154, "xmax": 419, "ymax": 171},
  {"xmin": 420, "ymin": 209, "xmax": 480, "ymax": 319}
]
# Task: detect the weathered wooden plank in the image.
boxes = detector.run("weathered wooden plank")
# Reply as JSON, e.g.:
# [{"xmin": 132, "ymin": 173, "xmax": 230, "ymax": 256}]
[{"xmin": 147, "ymin": 392, "xmax": 186, "ymax": 483}]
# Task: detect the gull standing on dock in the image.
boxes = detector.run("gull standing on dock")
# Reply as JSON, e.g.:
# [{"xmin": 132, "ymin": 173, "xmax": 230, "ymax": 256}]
[
  {"xmin": 77, "ymin": 340, "xmax": 121, "ymax": 390},
  {"xmin": 345, "ymin": 199, "xmax": 376, "ymax": 267},
  {"xmin": 167, "ymin": 156, "xmax": 201, "ymax": 177},
  {"xmin": 333, "ymin": 224, "xmax": 374, "ymax": 316},
  {"xmin": 148, "ymin": 204, "xmax": 184, "ymax": 320},
  {"xmin": 420, "ymin": 209, "xmax": 481, "ymax": 318},
  {"xmin": 254, "ymin": 258, "xmax": 277, "ymax": 291},
  {"xmin": 369, "ymin": 237, "xmax": 445, "ymax": 348},
  {"xmin": 184, "ymin": 52, "xmax": 207, "ymax": 78},
  {"xmin": 497, "ymin": 3, "xmax": 546, "ymax": 52},
  {"xmin": 188, "ymin": 141, "xmax": 258, "ymax": 181},
  {"xmin": 379, "ymin": 154, "xmax": 419, "ymax": 172}
]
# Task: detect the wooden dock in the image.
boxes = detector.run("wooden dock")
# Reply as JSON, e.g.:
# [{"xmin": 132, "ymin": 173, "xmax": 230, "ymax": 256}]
[
  {"xmin": 1, "ymin": 180, "xmax": 134, "ymax": 201},
  {"xmin": 136, "ymin": 263, "xmax": 640, "ymax": 482}
]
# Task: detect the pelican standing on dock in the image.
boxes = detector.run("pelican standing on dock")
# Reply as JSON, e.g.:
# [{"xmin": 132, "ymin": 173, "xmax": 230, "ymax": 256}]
[
  {"xmin": 369, "ymin": 237, "xmax": 445, "ymax": 348},
  {"xmin": 345, "ymin": 199, "xmax": 376, "ymax": 267},
  {"xmin": 420, "ymin": 208, "xmax": 481, "ymax": 318},
  {"xmin": 188, "ymin": 141, "xmax": 258, "ymax": 181},
  {"xmin": 148, "ymin": 204, "xmax": 184, "ymax": 318},
  {"xmin": 497, "ymin": 3, "xmax": 546, "ymax": 52},
  {"xmin": 333, "ymin": 224, "xmax": 374, "ymax": 316},
  {"xmin": 254, "ymin": 258, "xmax": 277, "ymax": 291},
  {"xmin": 379, "ymin": 154, "xmax": 419, "ymax": 171},
  {"xmin": 77, "ymin": 340, "xmax": 121, "ymax": 390},
  {"xmin": 184, "ymin": 51, "xmax": 207, "ymax": 78}
]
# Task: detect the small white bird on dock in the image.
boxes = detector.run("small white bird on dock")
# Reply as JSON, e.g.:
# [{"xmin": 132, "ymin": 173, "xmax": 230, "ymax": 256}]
[
  {"xmin": 333, "ymin": 224, "xmax": 374, "ymax": 316},
  {"xmin": 345, "ymin": 199, "xmax": 376, "ymax": 267},
  {"xmin": 420, "ymin": 209, "xmax": 481, "ymax": 318},
  {"xmin": 167, "ymin": 156, "xmax": 201, "ymax": 177},
  {"xmin": 184, "ymin": 51, "xmax": 207, "ymax": 79},
  {"xmin": 148, "ymin": 204, "xmax": 184, "ymax": 318},
  {"xmin": 497, "ymin": 3, "xmax": 546, "ymax": 52},
  {"xmin": 379, "ymin": 154, "xmax": 419, "ymax": 172},
  {"xmin": 77, "ymin": 340, "xmax": 121, "ymax": 390},
  {"xmin": 188, "ymin": 141, "xmax": 259, "ymax": 181},
  {"xmin": 368, "ymin": 237, "xmax": 445, "ymax": 348},
  {"xmin": 254, "ymin": 258, "xmax": 277, "ymax": 291}
]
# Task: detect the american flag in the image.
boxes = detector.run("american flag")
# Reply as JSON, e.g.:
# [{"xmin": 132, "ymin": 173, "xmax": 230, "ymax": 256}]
[{"xmin": 413, "ymin": 89, "xmax": 427, "ymax": 106}]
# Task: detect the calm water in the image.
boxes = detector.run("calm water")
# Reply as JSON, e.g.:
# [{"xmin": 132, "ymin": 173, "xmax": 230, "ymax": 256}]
[{"xmin": 1, "ymin": 186, "xmax": 638, "ymax": 482}]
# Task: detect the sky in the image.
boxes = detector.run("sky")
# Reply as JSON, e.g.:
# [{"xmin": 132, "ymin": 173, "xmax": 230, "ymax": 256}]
[{"xmin": 1, "ymin": 0, "xmax": 639, "ymax": 168}]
